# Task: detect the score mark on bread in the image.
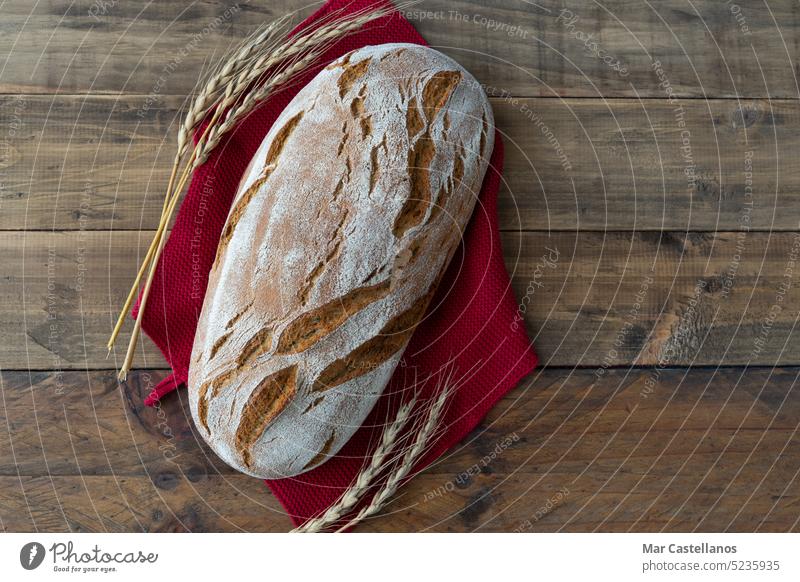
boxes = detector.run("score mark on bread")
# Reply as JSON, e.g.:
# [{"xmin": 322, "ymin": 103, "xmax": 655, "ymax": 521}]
[
  {"xmin": 276, "ymin": 280, "xmax": 391, "ymax": 355},
  {"xmin": 215, "ymin": 111, "xmax": 305, "ymax": 266},
  {"xmin": 393, "ymin": 70, "xmax": 462, "ymax": 239},
  {"xmin": 235, "ymin": 365, "xmax": 298, "ymax": 468}
]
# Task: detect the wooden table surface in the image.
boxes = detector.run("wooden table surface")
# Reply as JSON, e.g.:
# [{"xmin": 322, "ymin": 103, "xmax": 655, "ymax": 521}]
[{"xmin": 2, "ymin": 0, "xmax": 800, "ymax": 532}]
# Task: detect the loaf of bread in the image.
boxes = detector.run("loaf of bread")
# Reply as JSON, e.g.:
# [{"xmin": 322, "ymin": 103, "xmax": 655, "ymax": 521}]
[{"xmin": 188, "ymin": 43, "xmax": 494, "ymax": 478}]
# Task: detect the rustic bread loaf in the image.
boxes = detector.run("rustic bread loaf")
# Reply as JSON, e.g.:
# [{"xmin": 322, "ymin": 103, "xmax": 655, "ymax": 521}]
[{"xmin": 188, "ymin": 43, "xmax": 495, "ymax": 478}]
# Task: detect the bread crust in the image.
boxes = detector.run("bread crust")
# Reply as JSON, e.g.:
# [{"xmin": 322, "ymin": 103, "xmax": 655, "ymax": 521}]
[{"xmin": 188, "ymin": 43, "xmax": 495, "ymax": 479}]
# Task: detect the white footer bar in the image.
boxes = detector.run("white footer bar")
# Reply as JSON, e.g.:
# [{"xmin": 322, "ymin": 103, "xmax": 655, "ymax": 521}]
[{"xmin": 1, "ymin": 533, "xmax": 797, "ymax": 581}]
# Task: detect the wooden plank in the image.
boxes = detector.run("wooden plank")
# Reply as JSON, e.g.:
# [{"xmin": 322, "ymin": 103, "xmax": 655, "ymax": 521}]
[
  {"xmin": 410, "ymin": 0, "xmax": 800, "ymax": 99},
  {"xmin": 2, "ymin": 368, "xmax": 799, "ymax": 531},
  {"xmin": 0, "ymin": 475, "xmax": 289, "ymax": 532},
  {"xmin": 507, "ymin": 230, "xmax": 800, "ymax": 368},
  {"xmin": 3, "ymin": 95, "xmax": 800, "ymax": 231},
  {"xmin": 0, "ymin": 0, "xmax": 286, "ymax": 96},
  {"xmin": 495, "ymin": 97, "xmax": 800, "ymax": 232},
  {"xmin": 0, "ymin": 370, "xmax": 229, "ymax": 476},
  {"xmin": 1, "ymin": 1, "xmax": 799, "ymax": 98},
  {"xmin": 0, "ymin": 230, "xmax": 167, "ymax": 370},
  {"xmin": 0, "ymin": 94, "xmax": 177, "ymax": 231},
  {"xmin": 4, "ymin": 230, "xmax": 800, "ymax": 369}
]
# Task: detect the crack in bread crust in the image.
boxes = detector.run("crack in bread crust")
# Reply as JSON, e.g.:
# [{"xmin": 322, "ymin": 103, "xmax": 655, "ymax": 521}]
[
  {"xmin": 337, "ymin": 57, "xmax": 371, "ymax": 98},
  {"xmin": 235, "ymin": 365, "xmax": 298, "ymax": 468},
  {"xmin": 302, "ymin": 430, "xmax": 336, "ymax": 471},
  {"xmin": 312, "ymin": 289, "xmax": 433, "ymax": 392},
  {"xmin": 225, "ymin": 301, "xmax": 253, "ymax": 330},
  {"xmin": 214, "ymin": 111, "xmax": 304, "ymax": 267},
  {"xmin": 209, "ymin": 330, "xmax": 232, "ymax": 360},
  {"xmin": 196, "ymin": 367, "xmax": 238, "ymax": 435},
  {"xmin": 237, "ymin": 326, "xmax": 273, "ymax": 368},
  {"xmin": 277, "ymin": 280, "xmax": 391, "ymax": 356},
  {"xmin": 393, "ymin": 71, "xmax": 462, "ymax": 239}
]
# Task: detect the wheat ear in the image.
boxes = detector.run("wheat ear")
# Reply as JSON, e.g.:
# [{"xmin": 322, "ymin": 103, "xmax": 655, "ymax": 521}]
[
  {"xmin": 293, "ymin": 396, "xmax": 418, "ymax": 533},
  {"xmin": 109, "ymin": 3, "xmax": 402, "ymax": 379},
  {"xmin": 335, "ymin": 380, "xmax": 453, "ymax": 532},
  {"xmin": 290, "ymin": 365, "xmax": 459, "ymax": 533},
  {"xmin": 106, "ymin": 18, "xmax": 293, "ymax": 355}
]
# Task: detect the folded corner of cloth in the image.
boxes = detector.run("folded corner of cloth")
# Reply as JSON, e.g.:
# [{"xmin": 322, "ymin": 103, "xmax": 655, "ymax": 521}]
[{"xmin": 131, "ymin": 0, "xmax": 538, "ymax": 525}]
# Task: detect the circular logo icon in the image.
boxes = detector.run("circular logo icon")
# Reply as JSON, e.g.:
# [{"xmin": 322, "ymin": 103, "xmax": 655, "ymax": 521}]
[{"xmin": 19, "ymin": 542, "xmax": 46, "ymax": 570}]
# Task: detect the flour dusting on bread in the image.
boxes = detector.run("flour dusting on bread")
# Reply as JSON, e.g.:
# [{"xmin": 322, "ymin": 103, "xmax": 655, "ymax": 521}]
[{"xmin": 188, "ymin": 43, "xmax": 495, "ymax": 479}]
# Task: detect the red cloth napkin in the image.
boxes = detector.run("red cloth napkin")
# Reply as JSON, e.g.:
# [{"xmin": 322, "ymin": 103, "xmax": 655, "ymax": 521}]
[{"xmin": 133, "ymin": 0, "xmax": 537, "ymax": 526}]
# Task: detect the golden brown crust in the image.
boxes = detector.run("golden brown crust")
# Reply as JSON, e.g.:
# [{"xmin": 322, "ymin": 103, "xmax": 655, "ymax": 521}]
[
  {"xmin": 235, "ymin": 365, "xmax": 298, "ymax": 468},
  {"xmin": 276, "ymin": 280, "xmax": 391, "ymax": 355},
  {"xmin": 312, "ymin": 288, "xmax": 433, "ymax": 392}
]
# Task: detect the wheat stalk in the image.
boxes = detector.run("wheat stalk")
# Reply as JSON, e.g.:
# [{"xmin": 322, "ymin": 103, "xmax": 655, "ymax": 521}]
[
  {"xmin": 177, "ymin": 16, "xmax": 292, "ymax": 157},
  {"xmin": 109, "ymin": 2, "xmax": 405, "ymax": 379},
  {"xmin": 290, "ymin": 365, "xmax": 460, "ymax": 533},
  {"xmin": 335, "ymin": 375, "xmax": 455, "ymax": 532},
  {"xmin": 294, "ymin": 396, "xmax": 418, "ymax": 533},
  {"xmin": 106, "ymin": 18, "xmax": 293, "ymax": 355}
]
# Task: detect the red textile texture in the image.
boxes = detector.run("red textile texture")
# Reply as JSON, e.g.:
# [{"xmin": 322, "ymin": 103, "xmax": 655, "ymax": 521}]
[{"xmin": 133, "ymin": 0, "xmax": 538, "ymax": 526}]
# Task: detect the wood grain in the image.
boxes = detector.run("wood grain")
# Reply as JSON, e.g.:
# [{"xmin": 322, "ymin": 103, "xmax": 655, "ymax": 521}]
[
  {"xmin": 3, "ymin": 95, "xmax": 799, "ymax": 231},
  {"xmin": 0, "ymin": 230, "xmax": 166, "ymax": 370},
  {"xmin": 2, "ymin": 368, "xmax": 798, "ymax": 532},
  {"xmin": 3, "ymin": 230, "xmax": 800, "ymax": 370},
  {"xmin": 0, "ymin": 475, "xmax": 289, "ymax": 532},
  {"xmin": 2, "ymin": 0, "xmax": 800, "ymax": 534},
  {"xmin": 1, "ymin": 1, "xmax": 799, "ymax": 98}
]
